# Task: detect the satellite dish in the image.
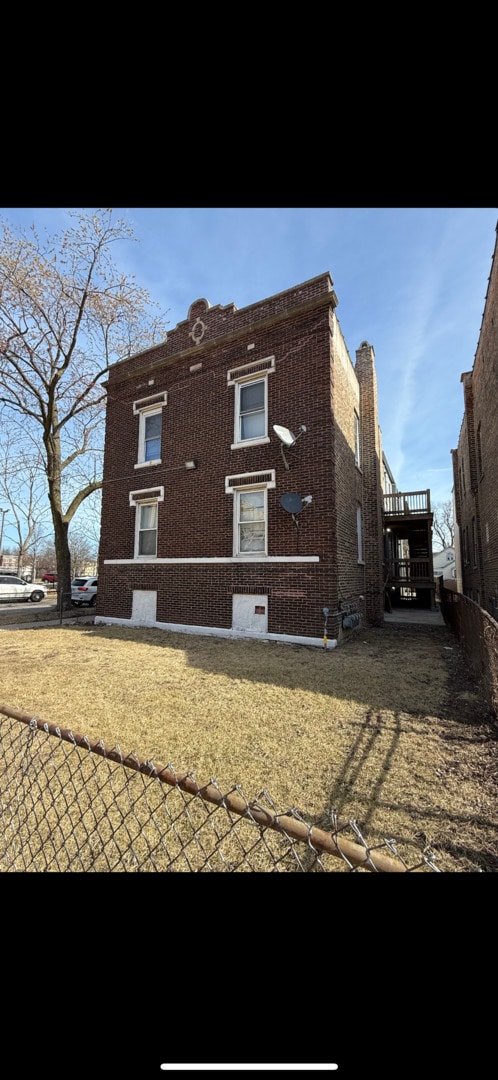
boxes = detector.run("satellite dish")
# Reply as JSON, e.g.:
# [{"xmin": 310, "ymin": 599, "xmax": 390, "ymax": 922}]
[
  {"xmin": 280, "ymin": 492, "xmax": 303, "ymax": 514},
  {"xmin": 273, "ymin": 424, "xmax": 297, "ymax": 447},
  {"xmin": 273, "ymin": 423, "xmax": 307, "ymax": 468}
]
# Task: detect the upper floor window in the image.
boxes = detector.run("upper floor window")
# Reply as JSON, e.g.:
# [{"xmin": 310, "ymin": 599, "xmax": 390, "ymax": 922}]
[
  {"xmin": 228, "ymin": 356, "xmax": 275, "ymax": 450},
  {"xmin": 133, "ymin": 392, "xmax": 168, "ymax": 468},
  {"xmin": 477, "ymin": 423, "xmax": 483, "ymax": 479},
  {"xmin": 356, "ymin": 504, "xmax": 364, "ymax": 563},
  {"xmin": 238, "ymin": 379, "xmax": 266, "ymax": 442},
  {"xmin": 472, "ymin": 517, "xmax": 477, "ymax": 567},
  {"xmin": 354, "ymin": 411, "xmax": 361, "ymax": 469},
  {"xmin": 462, "ymin": 525, "xmax": 469, "ymax": 565},
  {"xmin": 142, "ymin": 409, "xmax": 162, "ymax": 463}
]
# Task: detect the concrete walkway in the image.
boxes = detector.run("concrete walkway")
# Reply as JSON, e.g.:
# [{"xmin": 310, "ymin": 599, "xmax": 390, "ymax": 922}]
[
  {"xmin": 0, "ymin": 605, "xmax": 94, "ymax": 631},
  {"xmin": 384, "ymin": 605, "xmax": 445, "ymax": 626}
]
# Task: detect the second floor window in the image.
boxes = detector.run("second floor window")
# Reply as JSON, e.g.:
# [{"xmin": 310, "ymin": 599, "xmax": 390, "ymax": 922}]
[
  {"xmin": 140, "ymin": 409, "xmax": 162, "ymax": 464},
  {"xmin": 228, "ymin": 356, "xmax": 274, "ymax": 450},
  {"xmin": 133, "ymin": 392, "xmax": 167, "ymax": 468},
  {"xmin": 235, "ymin": 377, "xmax": 266, "ymax": 445},
  {"xmin": 477, "ymin": 423, "xmax": 483, "ymax": 478},
  {"xmin": 354, "ymin": 411, "xmax": 361, "ymax": 468},
  {"xmin": 462, "ymin": 526, "xmax": 469, "ymax": 565},
  {"xmin": 357, "ymin": 505, "xmax": 363, "ymax": 562}
]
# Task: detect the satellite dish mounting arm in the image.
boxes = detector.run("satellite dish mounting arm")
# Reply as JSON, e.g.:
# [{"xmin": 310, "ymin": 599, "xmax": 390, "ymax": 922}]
[{"xmin": 280, "ymin": 442, "xmax": 291, "ymax": 470}]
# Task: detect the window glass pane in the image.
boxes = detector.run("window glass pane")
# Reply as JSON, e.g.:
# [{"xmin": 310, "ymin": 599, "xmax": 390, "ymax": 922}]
[
  {"xmin": 140, "ymin": 504, "xmax": 157, "ymax": 530},
  {"xmin": 241, "ymin": 412, "xmax": 265, "ymax": 440},
  {"xmin": 354, "ymin": 413, "xmax": 360, "ymax": 466},
  {"xmin": 138, "ymin": 503, "xmax": 157, "ymax": 557},
  {"xmin": 145, "ymin": 413, "xmax": 162, "ymax": 438},
  {"xmin": 145, "ymin": 439, "xmax": 160, "ymax": 461},
  {"xmin": 239, "ymin": 380, "xmax": 265, "ymax": 441},
  {"xmin": 357, "ymin": 507, "xmax": 363, "ymax": 561},
  {"xmin": 144, "ymin": 412, "xmax": 161, "ymax": 460},
  {"xmin": 240, "ymin": 523, "xmax": 265, "ymax": 552},
  {"xmin": 240, "ymin": 491, "xmax": 264, "ymax": 520},
  {"xmin": 139, "ymin": 530, "xmax": 157, "ymax": 555},
  {"xmin": 238, "ymin": 490, "xmax": 265, "ymax": 553},
  {"xmin": 240, "ymin": 382, "xmax": 264, "ymax": 411}
]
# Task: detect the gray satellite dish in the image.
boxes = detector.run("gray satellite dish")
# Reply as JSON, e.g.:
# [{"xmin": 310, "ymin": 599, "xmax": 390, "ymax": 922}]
[
  {"xmin": 273, "ymin": 424, "xmax": 297, "ymax": 447},
  {"xmin": 280, "ymin": 492, "xmax": 303, "ymax": 514}
]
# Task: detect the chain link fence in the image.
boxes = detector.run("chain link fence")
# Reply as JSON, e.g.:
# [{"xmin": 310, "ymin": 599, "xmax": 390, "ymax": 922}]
[
  {"xmin": 440, "ymin": 585, "xmax": 498, "ymax": 718},
  {"xmin": 0, "ymin": 704, "xmax": 440, "ymax": 872}
]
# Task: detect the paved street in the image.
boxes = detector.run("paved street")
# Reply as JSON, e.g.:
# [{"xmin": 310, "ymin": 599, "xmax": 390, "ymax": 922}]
[{"xmin": 0, "ymin": 597, "xmax": 56, "ymax": 615}]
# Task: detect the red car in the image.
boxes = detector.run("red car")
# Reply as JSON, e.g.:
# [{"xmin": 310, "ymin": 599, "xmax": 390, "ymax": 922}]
[{"xmin": 42, "ymin": 572, "xmax": 58, "ymax": 583}]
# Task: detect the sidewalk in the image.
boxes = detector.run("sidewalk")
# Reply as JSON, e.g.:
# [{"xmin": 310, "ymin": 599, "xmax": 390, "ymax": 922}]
[{"xmin": 0, "ymin": 605, "xmax": 95, "ymax": 631}]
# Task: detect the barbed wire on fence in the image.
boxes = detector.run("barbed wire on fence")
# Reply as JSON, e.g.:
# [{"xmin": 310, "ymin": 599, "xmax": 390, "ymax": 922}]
[{"xmin": 0, "ymin": 704, "xmax": 440, "ymax": 873}]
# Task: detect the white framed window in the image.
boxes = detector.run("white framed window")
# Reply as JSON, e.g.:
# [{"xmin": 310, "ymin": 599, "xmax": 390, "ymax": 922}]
[
  {"xmin": 237, "ymin": 378, "xmax": 266, "ymax": 443},
  {"xmin": 133, "ymin": 392, "xmax": 167, "ymax": 468},
  {"xmin": 357, "ymin": 504, "xmax": 363, "ymax": 563},
  {"xmin": 235, "ymin": 487, "xmax": 267, "ymax": 555},
  {"xmin": 129, "ymin": 487, "xmax": 164, "ymax": 559},
  {"xmin": 354, "ymin": 411, "xmax": 361, "ymax": 469},
  {"xmin": 137, "ymin": 501, "xmax": 158, "ymax": 557},
  {"xmin": 226, "ymin": 469, "xmax": 276, "ymax": 558},
  {"xmin": 228, "ymin": 356, "xmax": 274, "ymax": 450}
]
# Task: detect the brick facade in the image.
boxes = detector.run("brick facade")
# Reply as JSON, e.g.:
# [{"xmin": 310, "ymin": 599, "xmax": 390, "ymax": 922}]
[
  {"xmin": 97, "ymin": 273, "xmax": 386, "ymax": 645},
  {"xmin": 452, "ymin": 222, "xmax": 498, "ymax": 615}
]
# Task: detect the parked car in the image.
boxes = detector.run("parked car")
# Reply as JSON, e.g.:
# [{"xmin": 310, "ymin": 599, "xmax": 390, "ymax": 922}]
[
  {"xmin": 71, "ymin": 576, "xmax": 98, "ymax": 606},
  {"xmin": 42, "ymin": 572, "xmax": 58, "ymax": 583},
  {"xmin": 0, "ymin": 567, "xmax": 31, "ymax": 582},
  {"xmin": 0, "ymin": 575, "xmax": 48, "ymax": 603}
]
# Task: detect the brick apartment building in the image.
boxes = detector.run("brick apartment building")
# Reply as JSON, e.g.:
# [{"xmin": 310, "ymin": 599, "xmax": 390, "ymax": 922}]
[
  {"xmin": 452, "ymin": 222, "xmax": 498, "ymax": 615},
  {"xmin": 97, "ymin": 273, "xmax": 432, "ymax": 645}
]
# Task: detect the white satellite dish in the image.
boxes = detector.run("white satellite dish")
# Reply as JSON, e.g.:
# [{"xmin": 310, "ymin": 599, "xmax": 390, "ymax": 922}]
[
  {"xmin": 273, "ymin": 424, "xmax": 307, "ymax": 468},
  {"xmin": 273, "ymin": 424, "xmax": 297, "ymax": 448}
]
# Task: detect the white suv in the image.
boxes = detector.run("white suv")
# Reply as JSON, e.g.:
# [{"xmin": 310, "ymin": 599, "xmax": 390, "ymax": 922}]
[
  {"xmin": 0, "ymin": 575, "xmax": 47, "ymax": 603},
  {"xmin": 71, "ymin": 576, "xmax": 98, "ymax": 607}
]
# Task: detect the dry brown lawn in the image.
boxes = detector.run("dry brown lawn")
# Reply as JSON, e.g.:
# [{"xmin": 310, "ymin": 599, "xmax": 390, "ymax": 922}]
[{"xmin": 1, "ymin": 619, "xmax": 497, "ymax": 872}]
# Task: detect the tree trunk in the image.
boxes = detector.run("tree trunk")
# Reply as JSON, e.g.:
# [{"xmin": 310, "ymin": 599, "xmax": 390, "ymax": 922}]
[{"xmin": 51, "ymin": 509, "xmax": 72, "ymax": 610}]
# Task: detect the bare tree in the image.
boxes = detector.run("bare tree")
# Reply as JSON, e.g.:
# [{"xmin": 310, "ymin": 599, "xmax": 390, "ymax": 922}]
[
  {"xmin": 0, "ymin": 424, "xmax": 53, "ymax": 574},
  {"xmin": 0, "ymin": 209, "xmax": 168, "ymax": 607},
  {"xmin": 432, "ymin": 499, "xmax": 454, "ymax": 550}
]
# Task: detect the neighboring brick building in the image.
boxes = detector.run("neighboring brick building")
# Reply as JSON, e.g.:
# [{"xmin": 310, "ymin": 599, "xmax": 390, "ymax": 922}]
[
  {"xmin": 97, "ymin": 274, "xmax": 401, "ymax": 645},
  {"xmin": 452, "ymin": 222, "xmax": 498, "ymax": 615}
]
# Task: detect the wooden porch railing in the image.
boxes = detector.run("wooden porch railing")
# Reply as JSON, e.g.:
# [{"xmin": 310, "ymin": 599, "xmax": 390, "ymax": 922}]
[
  {"xmin": 387, "ymin": 558, "xmax": 431, "ymax": 584},
  {"xmin": 383, "ymin": 490, "xmax": 431, "ymax": 516}
]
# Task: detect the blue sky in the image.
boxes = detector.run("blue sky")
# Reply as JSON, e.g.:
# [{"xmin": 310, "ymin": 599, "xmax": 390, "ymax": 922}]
[{"xmin": 1, "ymin": 206, "xmax": 496, "ymax": 509}]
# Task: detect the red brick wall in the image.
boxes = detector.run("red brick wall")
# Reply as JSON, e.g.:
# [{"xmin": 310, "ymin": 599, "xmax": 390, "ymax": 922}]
[
  {"xmin": 454, "ymin": 225, "xmax": 498, "ymax": 613},
  {"xmin": 99, "ymin": 275, "xmax": 383, "ymax": 640}
]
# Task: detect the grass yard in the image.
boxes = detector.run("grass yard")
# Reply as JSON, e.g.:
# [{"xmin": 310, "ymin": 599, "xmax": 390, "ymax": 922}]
[{"xmin": 1, "ymin": 619, "xmax": 497, "ymax": 872}]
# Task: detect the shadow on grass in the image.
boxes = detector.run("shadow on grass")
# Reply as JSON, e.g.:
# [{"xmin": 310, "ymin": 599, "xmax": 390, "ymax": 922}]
[{"xmin": 49, "ymin": 620, "xmax": 491, "ymax": 722}]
